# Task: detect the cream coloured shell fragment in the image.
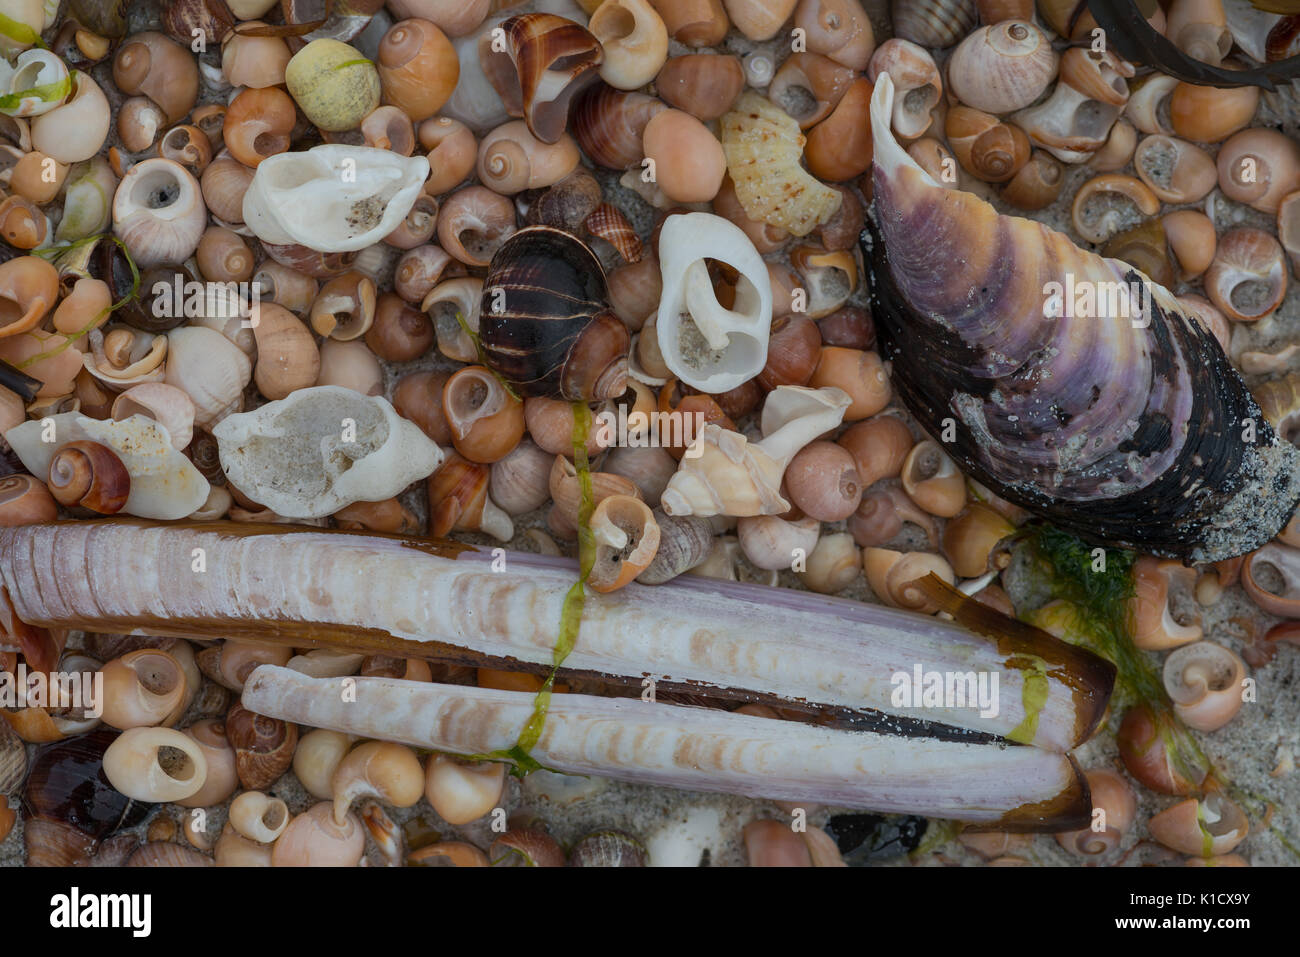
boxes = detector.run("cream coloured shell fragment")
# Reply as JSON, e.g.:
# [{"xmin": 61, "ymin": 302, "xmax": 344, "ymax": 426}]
[
  {"xmin": 242, "ymin": 145, "xmax": 431, "ymax": 252},
  {"xmin": 655, "ymin": 212, "xmax": 772, "ymax": 393},
  {"xmin": 660, "ymin": 387, "xmax": 850, "ymax": 518},
  {"xmin": 165, "ymin": 325, "xmax": 252, "ymax": 428},
  {"xmin": 212, "ymin": 385, "xmax": 445, "ymax": 518},
  {"xmin": 0, "ymin": 49, "xmax": 71, "ymax": 117},
  {"xmin": 3, "ymin": 413, "xmax": 211, "ymax": 520}
]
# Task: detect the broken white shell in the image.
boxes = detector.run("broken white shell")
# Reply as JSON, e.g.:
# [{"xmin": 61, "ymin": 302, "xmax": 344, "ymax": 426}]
[
  {"xmin": 242, "ymin": 145, "xmax": 430, "ymax": 253},
  {"xmin": 111, "ymin": 382, "xmax": 196, "ymax": 451},
  {"xmin": 165, "ymin": 325, "xmax": 253, "ymax": 428},
  {"xmin": 655, "ymin": 211, "xmax": 772, "ymax": 393},
  {"xmin": 212, "ymin": 385, "xmax": 445, "ymax": 518},
  {"xmin": 660, "ymin": 386, "xmax": 850, "ymax": 517},
  {"xmin": 1, "ymin": 49, "xmax": 70, "ymax": 118},
  {"xmin": 3, "ymin": 412, "xmax": 211, "ymax": 519}
]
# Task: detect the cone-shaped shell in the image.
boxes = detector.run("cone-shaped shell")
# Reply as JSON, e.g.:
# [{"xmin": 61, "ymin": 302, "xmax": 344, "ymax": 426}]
[{"xmin": 862, "ymin": 75, "xmax": 1300, "ymax": 562}]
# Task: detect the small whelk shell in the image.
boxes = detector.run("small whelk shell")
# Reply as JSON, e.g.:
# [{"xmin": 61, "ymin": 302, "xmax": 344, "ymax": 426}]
[
  {"xmin": 660, "ymin": 385, "xmax": 850, "ymax": 517},
  {"xmin": 213, "ymin": 385, "xmax": 445, "ymax": 518},
  {"xmin": 242, "ymin": 145, "xmax": 430, "ymax": 253}
]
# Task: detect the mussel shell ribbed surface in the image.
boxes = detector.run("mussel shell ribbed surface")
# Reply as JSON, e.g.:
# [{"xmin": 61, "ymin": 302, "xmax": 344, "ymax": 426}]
[
  {"xmin": 480, "ymin": 225, "xmax": 626, "ymax": 399},
  {"xmin": 863, "ymin": 110, "xmax": 1300, "ymax": 562}
]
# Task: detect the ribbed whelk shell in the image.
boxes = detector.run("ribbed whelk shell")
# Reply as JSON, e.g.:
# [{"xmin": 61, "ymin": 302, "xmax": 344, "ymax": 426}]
[{"xmin": 862, "ymin": 75, "xmax": 1300, "ymax": 562}]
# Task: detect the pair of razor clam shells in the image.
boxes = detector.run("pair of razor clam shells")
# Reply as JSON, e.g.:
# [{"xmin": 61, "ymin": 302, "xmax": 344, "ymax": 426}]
[{"xmin": 0, "ymin": 521, "xmax": 1114, "ymax": 829}]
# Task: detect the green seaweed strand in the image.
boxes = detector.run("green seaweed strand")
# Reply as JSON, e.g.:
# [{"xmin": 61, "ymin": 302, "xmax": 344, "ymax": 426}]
[
  {"xmin": 15, "ymin": 236, "xmax": 141, "ymax": 370},
  {"xmin": 0, "ymin": 12, "xmax": 45, "ymax": 49},
  {"xmin": 453, "ymin": 310, "xmax": 520, "ymax": 401},
  {"xmin": 0, "ymin": 75, "xmax": 71, "ymax": 113},
  {"xmin": 1005, "ymin": 654, "xmax": 1050, "ymax": 745},
  {"xmin": 471, "ymin": 401, "xmax": 596, "ymax": 777},
  {"xmin": 1020, "ymin": 527, "xmax": 1212, "ymax": 786}
]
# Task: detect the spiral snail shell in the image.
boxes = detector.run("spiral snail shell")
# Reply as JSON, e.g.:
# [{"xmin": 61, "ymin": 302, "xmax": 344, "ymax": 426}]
[
  {"xmin": 47, "ymin": 440, "xmax": 130, "ymax": 514},
  {"xmin": 479, "ymin": 226, "xmax": 629, "ymax": 401}
]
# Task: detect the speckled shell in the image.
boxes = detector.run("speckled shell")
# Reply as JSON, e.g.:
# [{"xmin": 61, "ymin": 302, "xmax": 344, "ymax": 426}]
[
  {"xmin": 479, "ymin": 226, "xmax": 629, "ymax": 401},
  {"xmin": 862, "ymin": 76, "xmax": 1300, "ymax": 562}
]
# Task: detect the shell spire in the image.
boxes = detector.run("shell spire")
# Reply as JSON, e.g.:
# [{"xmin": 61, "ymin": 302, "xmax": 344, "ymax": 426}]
[{"xmin": 862, "ymin": 74, "xmax": 1300, "ymax": 563}]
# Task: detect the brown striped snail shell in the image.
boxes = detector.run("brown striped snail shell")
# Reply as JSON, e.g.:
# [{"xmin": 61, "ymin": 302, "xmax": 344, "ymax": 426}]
[
  {"xmin": 479, "ymin": 226, "xmax": 629, "ymax": 401},
  {"xmin": 47, "ymin": 441, "xmax": 130, "ymax": 515},
  {"xmin": 480, "ymin": 14, "xmax": 604, "ymax": 145},
  {"xmin": 224, "ymin": 701, "xmax": 297, "ymax": 791},
  {"xmin": 22, "ymin": 729, "xmax": 153, "ymax": 867}
]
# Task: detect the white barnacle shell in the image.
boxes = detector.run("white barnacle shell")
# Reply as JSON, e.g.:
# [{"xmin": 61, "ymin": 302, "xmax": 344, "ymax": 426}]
[
  {"xmin": 655, "ymin": 211, "xmax": 772, "ymax": 393},
  {"xmin": 212, "ymin": 385, "xmax": 445, "ymax": 518},
  {"xmin": 3, "ymin": 412, "xmax": 211, "ymax": 519},
  {"xmin": 242, "ymin": 145, "xmax": 430, "ymax": 253}
]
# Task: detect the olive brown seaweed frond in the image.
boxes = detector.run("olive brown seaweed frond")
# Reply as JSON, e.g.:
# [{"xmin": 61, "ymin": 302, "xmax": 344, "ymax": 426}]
[{"xmin": 862, "ymin": 73, "xmax": 1300, "ymax": 563}]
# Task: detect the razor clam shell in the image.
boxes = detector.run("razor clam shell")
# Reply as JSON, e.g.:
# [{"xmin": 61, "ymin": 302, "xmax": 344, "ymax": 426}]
[
  {"xmin": 0, "ymin": 522, "xmax": 1112, "ymax": 751},
  {"xmin": 862, "ymin": 76, "xmax": 1300, "ymax": 563},
  {"xmin": 241, "ymin": 665, "xmax": 1091, "ymax": 830}
]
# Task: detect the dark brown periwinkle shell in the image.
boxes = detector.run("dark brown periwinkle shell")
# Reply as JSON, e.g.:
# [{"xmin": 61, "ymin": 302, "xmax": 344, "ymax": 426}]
[
  {"xmin": 524, "ymin": 168, "xmax": 602, "ymax": 231},
  {"xmin": 711, "ymin": 378, "xmax": 763, "ymax": 420},
  {"xmin": 366, "ymin": 293, "xmax": 435, "ymax": 362},
  {"xmin": 116, "ymin": 263, "xmax": 203, "ymax": 334},
  {"xmin": 162, "ymin": 0, "xmax": 236, "ymax": 47},
  {"xmin": 572, "ymin": 84, "xmax": 666, "ymax": 170},
  {"xmin": 22, "ymin": 728, "xmax": 153, "ymax": 867},
  {"xmin": 480, "ymin": 226, "xmax": 629, "ymax": 401},
  {"xmin": 1101, "ymin": 219, "xmax": 1175, "ymax": 290},
  {"xmin": 818, "ymin": 306, "xmax": 875, "ymax": 350},
  {"xmin": 263, "ymin": 241, "xmax": 359, "ymax": 278},
  {"xmin": 187, "ymin": 428, "xmax": 226, "ymax": 486},
  {"xmin": 489, "ymin": 826, "xmax": 566, "ymax": 866},
  {"xmin": 759, "ymin": 315, "xmax": 822, "ymax": 390},
  {"xmin": 282, "ymin": 0, "xmax": 383, "ymax": 44},
  {"xmin": 69, "ymin": 0, "xmax": 129, "ymax": 38},
  {"xmin": 568, "ymin": 829, "xmax": 647, "ymax": 867}
]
